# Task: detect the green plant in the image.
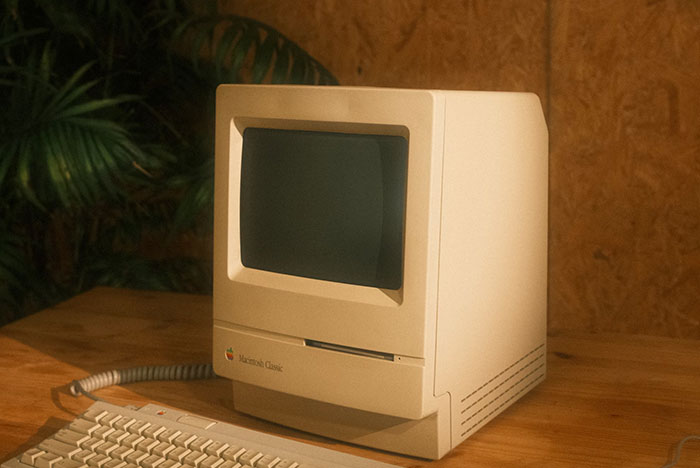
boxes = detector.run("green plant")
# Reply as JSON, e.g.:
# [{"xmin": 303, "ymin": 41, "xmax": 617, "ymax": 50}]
[{"xmin": 0, "ymin": 0, "xmax": 337, "ymax": 324}]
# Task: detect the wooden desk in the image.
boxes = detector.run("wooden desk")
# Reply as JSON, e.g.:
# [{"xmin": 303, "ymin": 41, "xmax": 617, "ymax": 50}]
[{"xmin": 1, "ymin": 288, "xmax": 699, "ymax": 467}]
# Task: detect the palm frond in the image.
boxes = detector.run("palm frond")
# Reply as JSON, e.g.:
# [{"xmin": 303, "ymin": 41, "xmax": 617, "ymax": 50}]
[
  {"xmin": 33, "ymin": 0, "xmax": 94, "ymax": 47},
  {"xmin": 2, "ymin": 62, "xmax": 161, "ymax": 210},
  {"xmin": 0, "ymin": 0, "xmax": 338, "ymax": 323},
  {"xmin": 0, "ymin": 27, "xmax": 45, "ymax": 51},
  {"xmin": 170, "ymin": 13, "xmax": 338, "ymax": 85},
  {"xmin": 0, "ymin": 228, "xmax": 27, "ymax": 310},
  {"xmin": 81, "ymin": 253, "xmax": 212, "ymax": 294},
  {"xmin": 85, "ymin": 0, "xmax": 141, "ymax": 41},
  {"xmin": 170, "ymin": 157, "xmax": 214, "ymax": 234}
]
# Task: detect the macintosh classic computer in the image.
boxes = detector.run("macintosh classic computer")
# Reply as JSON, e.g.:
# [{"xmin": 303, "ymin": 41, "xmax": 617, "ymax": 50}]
[{"xmin": 212, "ymin": 85, "xmax": 548, "ymax": 459}]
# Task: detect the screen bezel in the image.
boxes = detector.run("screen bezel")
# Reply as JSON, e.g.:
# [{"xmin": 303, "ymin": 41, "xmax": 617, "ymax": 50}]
[{"xmin": 214, "ymin": 86, "xmax": 444, "ymax": 358}]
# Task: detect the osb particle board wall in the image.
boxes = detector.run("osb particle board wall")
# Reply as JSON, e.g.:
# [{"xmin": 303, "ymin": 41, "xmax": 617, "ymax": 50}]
[
  {"xmin": 550, "ymin": 1, "xmax": 700, "ymax": 339},
  {"xmin": 219, "ymin": 0, "xmax": 700, "ymax": 340}
]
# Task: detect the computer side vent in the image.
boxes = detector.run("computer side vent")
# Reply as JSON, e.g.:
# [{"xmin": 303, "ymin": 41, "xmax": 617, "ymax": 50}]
[{"xmin": 458, "ymin": 344, "xmax": 546, "ymax": 439}]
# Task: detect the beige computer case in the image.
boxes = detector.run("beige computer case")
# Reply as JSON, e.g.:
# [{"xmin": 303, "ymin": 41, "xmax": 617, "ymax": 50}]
[{"xmin": 213, "ymin": 86, "xmax": 548, "ymax": 459}]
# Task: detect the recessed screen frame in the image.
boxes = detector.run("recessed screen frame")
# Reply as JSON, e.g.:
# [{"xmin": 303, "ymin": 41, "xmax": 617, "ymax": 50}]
[
  {"xmin": 215, "ymin": 85, "xmax": 443, "ymax": 357},
  {"xmin": 239, "ymin": 127, "xmax": 408, "ymax": 290}
]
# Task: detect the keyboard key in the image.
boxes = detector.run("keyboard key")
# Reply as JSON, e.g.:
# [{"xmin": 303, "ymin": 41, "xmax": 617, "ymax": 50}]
[
  {"xmin": 39, "ymin": 438, "xmax": 81, "ymax": 458},
  {"xmin": 121, "ymin": 434, "xmax": 144, "ymax": 450},
  {"xmin": 106, "ymin": 430, "xmax": 129, "ymax": 444},
  {"xmin": 82, "ymin": 409, "xmax": 108, "ymax": 423},
  {"xmin": 141, "ymin": 455, "xmax": 165, "ymax": 468},
  {"xmin": 20, "ymin": 447, "xmax": 46, "ymax": 465},
  {"xmin": 220, "ymin": 447, "xmax": 244, "ymax": 462},
  {"xmin": 216, "ymin": 462, "xmax": 238, "ymax": 468},
  {"xmin": 173, "ymin": 433, "xmax": 196, "ymax": 449},
  {"xmin": 237, "ymin": 451, "xmax": 261, "ymax": 466},
  {"xmin": 54, "ymin": 459, "xmax": 84, "ymax": 468},
  {"xmin": 256, "ymin": 455, "xmax": 279, "ymax": 468},
  {"xmin": 176, "ymin": 417, "xmax": 215, "ymax": 430},
  {"xmin": 35, "ymin": 452, "xmax": 62, "ymax": 468},
  {"xmin": 156, "ymin": 460, "xmax": 179, "ymax": 468},
  {"xmin": 21, "ymin": 449, "xmax": 46, "ymax": 465},
  {"xmin": 100, "ymin": 413, "xmax": 121, "ymax": 428},
  {"xmin": 54, "ymin": 429, "xmax": 90, "ymax": 447},
  {"xmin": 187, "ymin": 438, "xmax": 211, "ymax": 452},
  {"xmin": 103, "ymin": 460, "xmax": 126, "ymax": 468},
  {"xmin": 110, "ymin": 446, "xmax": 134, "ymax": 461},
  {"xmin": 86, "ymin": 454, "xmax": 110, "ymax": 468},
  {"xmin": 80, "ymin": 438, "xmax": 104, "ymax": 451},
  {"xmin": 182, "ymin": 451, "xmax": 207, "ymax": 467},
  {"xmin": 157, "ymin": 429, "xmax": 181, "ymax": 444},
  {"xmin": 152, "ymin": 442, "xmax": 175, "ymax": 458},
  {"xmin": 69, "ymin": 419, "xmax": 100, "ymax": 436},
  {"xmin": 142, "ymin": 425, "xmax": 166, "ymax": 440},
  {"xmin": 95, "ymin": 442, "xmax": 118, "ymax": 456},
  {"xmin": 92, "ymin": 426, "xmax": 114, "ymax": 440},
  {"xmin": 125, "ymin": 451, "xmax": 149, "ymax": 465},
  {"xmin": 71, "ymin": 450, "xmax": 96, "ymax": 463},
  {"xmin": 203, "ymin": 442, "xmax": 228, "ymax": 457},
  {"xmin": 197, "ymin": 455, "xmax": 222, "ymax": 468},
  {"xmin": 136, "ymin": 438, "xmax": 160, "ymax": 455},
  {"xmin": 166, "ymin": 447, "xmax": 190, "ymax": 462},
  {"xmin": 127, "ymin": 421, "xmax": 150, "ymax": 435},
  {"xmin": 53, "ymin": 458, "xmax": 85, "ymax": 468},
  {"xmin": 273, "ymin": 461, "xmax": 297, "ymax": 468},
  {"xmin": 112, "ymin": 417, "xmax": 135, "ymax": 432}
]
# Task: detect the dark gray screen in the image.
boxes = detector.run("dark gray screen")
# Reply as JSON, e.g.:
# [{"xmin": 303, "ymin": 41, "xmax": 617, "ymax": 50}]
[{"xmin": 240, "ymin": 128, "xmax": 408, "ymax": 290}]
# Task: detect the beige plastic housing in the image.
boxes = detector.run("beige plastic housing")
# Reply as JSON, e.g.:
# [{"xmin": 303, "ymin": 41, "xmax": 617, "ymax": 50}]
[{"xmin": 213, "ymin": 85, "xmax": 548, "ymax": 459}]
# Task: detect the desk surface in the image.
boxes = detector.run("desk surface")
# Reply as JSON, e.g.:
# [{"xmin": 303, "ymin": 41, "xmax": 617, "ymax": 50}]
[{"xmin": 1, "ymin": 287, "xmax": 699, "ymax": 467}]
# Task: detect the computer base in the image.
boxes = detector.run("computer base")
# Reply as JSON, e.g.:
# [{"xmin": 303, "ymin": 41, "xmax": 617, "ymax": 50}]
[{"xmin": 232, "ymin": 381, "xmax": 452, "ymax": 459}]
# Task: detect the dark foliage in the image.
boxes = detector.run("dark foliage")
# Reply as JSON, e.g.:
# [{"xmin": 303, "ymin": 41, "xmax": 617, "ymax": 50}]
[{"xmin": 0, "ymin": 0, "xmax": 337, "ymax": 324}]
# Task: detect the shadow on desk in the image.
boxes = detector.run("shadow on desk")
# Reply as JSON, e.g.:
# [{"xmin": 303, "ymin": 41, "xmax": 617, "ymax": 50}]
[
  {"xmin": 4, "ymin": 287, "xmax": 700, "ymax": 467},
  {"xmin": 2, "ymin": 288, "xmax": 218, "ymax": 405},
  {"xmin": 4, "ymin": 417, "xmax": 69, "ymax": 462},
  {"xmin": 0, "ymin": 288, "xmax": 390, "ymax": 463}
]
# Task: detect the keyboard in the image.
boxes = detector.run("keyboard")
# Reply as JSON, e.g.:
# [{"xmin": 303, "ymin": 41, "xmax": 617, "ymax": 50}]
[{"xmin": 1, "ymin": 401, "xmax": 399, "ymax": 468}]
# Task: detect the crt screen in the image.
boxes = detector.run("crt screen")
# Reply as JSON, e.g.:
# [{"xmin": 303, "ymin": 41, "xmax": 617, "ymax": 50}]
[{"xmin": 240, "ymin": 127, "xmax": 408, "ymax": 290}]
